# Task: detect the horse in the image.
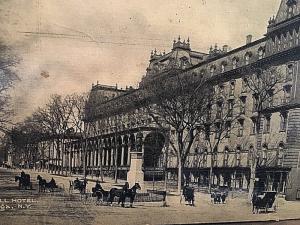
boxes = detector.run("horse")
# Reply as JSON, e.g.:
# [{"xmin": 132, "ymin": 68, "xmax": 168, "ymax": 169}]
[
  {"xmin": 108, "ymin": 183, "xmax": 141, "ymax": 207},
  {"xmin": 37, "ymin": 175, "xmax": 46, "ymax": 192},
  {"xmin": 15, "ymin": 174, "xmax": 32, "ymax": 190}
]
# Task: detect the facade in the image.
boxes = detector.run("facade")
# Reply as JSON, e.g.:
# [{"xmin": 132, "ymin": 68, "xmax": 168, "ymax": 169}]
[{"xmin": 63, "ymin": 0, "xmax": 300, "ymax": 200}]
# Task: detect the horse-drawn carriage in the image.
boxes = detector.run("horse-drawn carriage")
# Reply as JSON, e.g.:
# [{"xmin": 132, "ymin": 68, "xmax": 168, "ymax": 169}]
[
  {"xmin": 181, "ymin": 186, "xmax": 195, "ymax": 206},
  {"xmin": 15, "ymin": 171, "xmax": 32, "ymax": 190},
  {"xmin": 252, "ymin": 191, "xmax": 277, "ymax": 214},
  {"xmin": 211, "ymin": 186, "xmax": 229, "ymax": 204},
  {"xmin": 69, "ymin": 178, "xmax": 88, "ymax": 195},
  {"xmin": 37, "ymin": 175, "xmax": 59, "ymax": 192}
]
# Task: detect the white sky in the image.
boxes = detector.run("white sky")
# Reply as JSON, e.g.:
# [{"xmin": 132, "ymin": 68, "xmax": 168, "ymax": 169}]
[{"xmin": 0, "ymin": 0, "xmax": 281, "ymax": 121}]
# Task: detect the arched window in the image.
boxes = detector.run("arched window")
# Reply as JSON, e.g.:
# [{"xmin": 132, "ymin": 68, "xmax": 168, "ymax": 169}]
[
  {"xmin": 221, "ymin": 61, "xmax": 227, "ymax": 73},
  {"xmin": 258, "ymin": 46, "xmax": 265, "ymax": 59},
  {"xmin": 180, "ymin": 56, "xmax": 189, "ymax": 69},
  {"xmin": 232, "ymin": 57, "xmax": 239, "ymax": 69},
  {"xmin": 210, "ymin": 65, "xmax": 216, "ymax": 76},
  {"xmin": 245, "ymin": 52, "xmax": 252, "ymax": 65},
  {"xmin": 286, "ymin": 0, "xmax": 297, "ymax": 19}
]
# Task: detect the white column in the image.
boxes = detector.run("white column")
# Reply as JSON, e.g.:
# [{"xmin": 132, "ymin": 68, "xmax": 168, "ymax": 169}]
[
  {"xmin": 127, "ymin": 148, "xmax": 131, "ymax": 166},
  {"xmin": 121, "ymin": 145, "xmax": 125, "ymax": 166},
  {"xmin": 106, "ymin": 149, "xmax": 109, "ymax": 166},
  {"xmin": 111, "ymin": 148, "xmax": 114, "ymax": 166}
]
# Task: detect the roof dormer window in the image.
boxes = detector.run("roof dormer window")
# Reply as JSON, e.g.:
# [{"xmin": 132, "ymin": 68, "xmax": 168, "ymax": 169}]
[
  {"xmin": 286, "ymin": 0, "xmax": 297, "ymax": 19},
  {"xmin": 210, "ymin": 65, "xmax": 216, "ymax": 76},
  {"xmin": 245, "ymin": 52, "xmax": 252, "ymax": 65},
  {"xmin": 232, "ymin": 57, "xmax": 239, "ymax": 69},
  {"xmin": 258, "ymin": 47, "xmax": 265, "ymax": 59},
  {"xmin": 221, "ymin": 61, "xmax": 227, "ymax": 73}
]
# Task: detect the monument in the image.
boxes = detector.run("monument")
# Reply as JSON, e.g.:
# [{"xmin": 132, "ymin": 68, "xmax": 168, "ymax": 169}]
[{"xmin": 127, "ymin": 131, "xmax": 145, "ymax": 190}]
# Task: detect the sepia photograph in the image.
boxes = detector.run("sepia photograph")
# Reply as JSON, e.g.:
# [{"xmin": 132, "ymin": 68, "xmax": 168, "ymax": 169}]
[{"xmin": 1, "ymin": 0, "xmax": 300, "ymax": 224}]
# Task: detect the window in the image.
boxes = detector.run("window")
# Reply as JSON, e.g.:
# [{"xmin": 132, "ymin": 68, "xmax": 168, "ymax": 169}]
[
  {"xmin": 221, "ymin": 64, "xmax": 226, "ymax": 73},
  {"xmin": 283, "ymin": 85, "xmax": 292, "ymax": 103},
  {"xmin": 232, "ymin": 57, "xmax": 238, "ymax": 69},
  {"xmin": 248, "ymin": 145, "xmax": 254, "ymax": 166},
  {"xmin": 210, "ymin": 65, "xmax": 216, "ymax": 76},
  {"xmin": 240, "ymin": 97, "xmax": 246, "ymax": 114},
  {"xmin": 203, "ymin": 149, "xmax": 208, "ymax": 166},
  {"xmin": 267, "ymin": 90, "xmax": 274, "ymax": 107},
  {"xmin": 236, "ymin": 146, "xmax": 241, "ymax": 167},
  {"xmin": 280, "ymin": 112, "xmax": 288, "ymax": 131},
  {"xmin": 229, "ymin": 80, "xmax": 235, "ymax": 96},
  {"xmin": 245, "ymin": 53, "xmax": 251, "ymax": 65},
  {"xmin": 212, "ymin": 148, "xmax": 218, "ymax": 166},
  {"xmin": 216, "ymin": 102, "xmax": 223, "ymax": 119},
  {"xmin": 215, "ymin": 123, "xmax": 221, "ymax": 139},
  {"xmin": 264, "ymin": 115, "xmax": 271, "ymax": 133},
  {"xmin": 205, "ymin": 125, "xmax": 210, "ymax": 140},
  {"xmin": 238, "ymin": 119, "xmax": 244, "ymax": 137},
  {"xmin": 224, "ymin": 147, "xmax": 229, "ymax": 166},
  {"xmin": 251, "ymin": 118, "xmax": 257, "ymax": 134},
  {"xmin": 262, "ymin": 144, "xmax": 268, "ymax": 166},
  {"xmin": 286, "ymin": 63, "xmax": 294, "ymax": 81},
  {"xmin": 225, "ymin": 121, "xmax": 231, "ymax": 138},
  {"xmin": 221, "ymin": 62, "xmax": 227, "ymax": 73},
  {"xmin": 241, "ymin": 78, "xmax": 248, "ymax": 93},
  {"xmin": 252, "ymin": 95, "xmax": 258, "ymax": 112},
  {"xmin": 286, "ymin": 0, "xmax": 296, "ymax": 19},
  {"xmin": 180, "ymin": 57, "xmax": 189, "ymax": 69},
  {"xmin": 219, "ymin": 84, "xmax": 225, "ymax": 95},
  {"xmin": 228, "ymin": 100, "xmax": 234, "ymax": 117},
  {"xmin": 258, "ymin": 47, "xmax": 265, "ymax": 59},
  {"xmin": 277, "ymin": 143, "xmax": 285, "ymax": 166}
]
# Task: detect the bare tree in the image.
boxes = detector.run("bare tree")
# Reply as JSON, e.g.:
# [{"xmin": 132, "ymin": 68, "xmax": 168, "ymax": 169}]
[
  {"xmin": 244, "ymin": 66, "xmax": 285, "ymax": 199},
  {"xmin": 0, "ymin": 41, "xmax": 20, "ymax": 133},
  {"xmin": 32, "ymin": 95, "xmax": 73, "ymax": 174},
  {"xmin": 65, "ymin": 93, "xmax": 91, "ymax": 178},
  {"xmin": 198, "ymin": 87, "xmax": 243, "ymax": 192},
  {"xmin": 140, "ymin": 72, "xmax": 212, "ymax": 194}
]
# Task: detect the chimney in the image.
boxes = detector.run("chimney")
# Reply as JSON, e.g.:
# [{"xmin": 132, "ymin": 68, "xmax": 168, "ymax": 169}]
[
  {"xmin": 222, "ymin": 45, "xmax": 228, "ymax": 53},
  {"xmin": 246, "ymin": 35, "xmax": 252, "ymax": 44}
]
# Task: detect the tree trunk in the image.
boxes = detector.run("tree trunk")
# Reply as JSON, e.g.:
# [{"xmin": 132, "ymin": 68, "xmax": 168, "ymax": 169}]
[
  {"xmin": 177, "ymin": 157, "xmax": 182, "ymax": 194},
  {"xmin": 61, "ymin": 136, "xmax": 65, "ymax": 175},
  {"xmin": 208, "ymin": 155, "xmax": 214, "ymax": 193},
  {"xmin": 248, "ymin": 157, "xmax": 257, "ymax": 201},
  {"xmin": 83, "ymin": 138, "xmax": 87, "ymax": 179}
]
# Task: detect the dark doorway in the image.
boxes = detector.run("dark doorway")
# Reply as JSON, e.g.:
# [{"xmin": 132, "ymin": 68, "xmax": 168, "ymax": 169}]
[{"xmin": 143, "ymin": 132, "xmax": 165, "ymax": 167}]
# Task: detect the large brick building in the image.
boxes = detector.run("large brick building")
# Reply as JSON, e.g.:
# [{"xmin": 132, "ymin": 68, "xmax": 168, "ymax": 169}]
[{"xmin": 63, "ymin": 0, "xmax": 300, "ymax": 200}]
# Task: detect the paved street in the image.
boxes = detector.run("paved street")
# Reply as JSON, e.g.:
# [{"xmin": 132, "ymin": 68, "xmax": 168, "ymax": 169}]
[{"xmin": 1, "ymin": 168, "xmax": 300, "ymax": 225}]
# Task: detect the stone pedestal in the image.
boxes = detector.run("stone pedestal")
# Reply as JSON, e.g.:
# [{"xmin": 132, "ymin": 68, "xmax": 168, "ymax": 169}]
[{"xmin": 127, "ymin": 151, "xmax": 144, "ymax": 191}]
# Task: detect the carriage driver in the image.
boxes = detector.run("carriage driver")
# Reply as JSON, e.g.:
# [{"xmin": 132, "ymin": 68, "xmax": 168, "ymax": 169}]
[
  {"xmin": 94, "ymin": 180, "xmax": 102, "ymax": 192},
  {"xmin": 122, "ymin": 182, "xmax": 129, "ymax": 194},
  {"xmin": 21, "ymin": 170, "xmax": 25, "ymax": 178}
]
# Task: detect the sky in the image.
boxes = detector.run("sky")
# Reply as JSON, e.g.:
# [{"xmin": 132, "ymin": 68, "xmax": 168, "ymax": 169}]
[{"xmin": 0, "ymin": 0, "xmax": 281, "ymax": 122}]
